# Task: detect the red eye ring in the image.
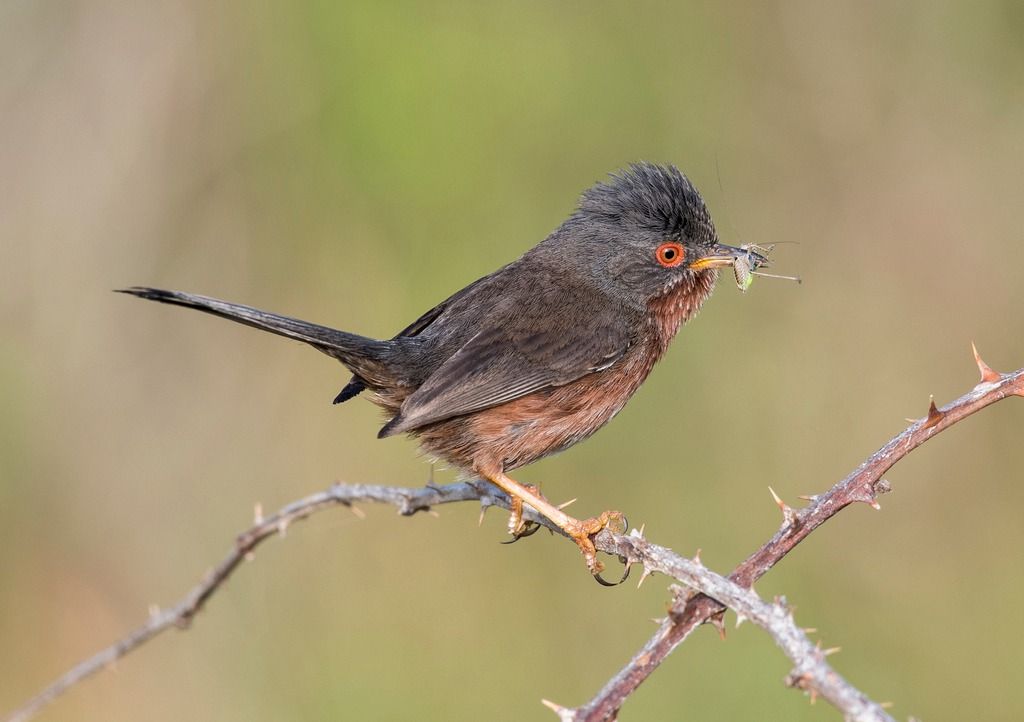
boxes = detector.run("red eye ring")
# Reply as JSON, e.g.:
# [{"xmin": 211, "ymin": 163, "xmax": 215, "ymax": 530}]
[{"xmin": 655, "ymin": 242, "xmax": 685, "ymax": 268}]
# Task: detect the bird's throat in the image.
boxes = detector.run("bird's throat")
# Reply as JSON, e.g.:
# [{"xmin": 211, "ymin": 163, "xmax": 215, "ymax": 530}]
[{"xmin": 646, "ymin": 270, "xmax": 717, "ymax": 353}]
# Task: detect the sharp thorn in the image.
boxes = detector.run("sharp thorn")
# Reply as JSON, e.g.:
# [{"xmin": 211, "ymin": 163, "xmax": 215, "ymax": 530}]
[
  {"xmin": 556, "ymin": 497, "xmax": 577, "ymax": 510},
  {"xmin": 972, "ymin": 342, "xmax": 1002, "ymax": 383},
  {"xmin": 253, "ymin": 502, "xmax": 263, "ymax": 525},
  {"xmin": 735, "ymin": 612, "xmax": 748, "ymax": 629},
  {"xmin": 709, "ymin": 612, "xmax": 727, "ymax": 640},
  {"xmin": 923, "ymin": 396, "xmax": 943, "ymax": 429},
  {"xmin": 769, "ymin": 486, "xmax": 788, "ymax": 510},
  {"xmin": 693, "ymin": 548, "xmax": 702, "ymax": 565},
  {"xmin": 349, "ymin": 504, "xmax": 366, "ymax": 519},
  {"xmin": 803, "ymin": 627, "xmax": 818, "ymax": 634},
  {"xmin": 637, "ymin": 566, "xmax": 654, "ymax": 589},
  {"xmin": 769, "ymin": 486, "xmax": 795, "ymax": 525},
  {"xmin": 823, "ymin": 646, "xmax": 841, "ymax": 657},
  {"xmin": 541, "ymin": 698, "xmax": 572, "ymax": 720}
]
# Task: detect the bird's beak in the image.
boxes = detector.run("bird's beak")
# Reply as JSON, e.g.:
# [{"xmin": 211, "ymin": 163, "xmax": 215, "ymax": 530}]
[{"xmin": 688, "ymin": 243, "xmax": 768, "ymax": 271}]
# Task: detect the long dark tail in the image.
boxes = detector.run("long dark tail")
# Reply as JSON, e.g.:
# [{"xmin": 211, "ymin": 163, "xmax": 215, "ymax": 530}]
[{"xmin": 117, "ymin": 287, "xmax": 391, "ymax": 381}]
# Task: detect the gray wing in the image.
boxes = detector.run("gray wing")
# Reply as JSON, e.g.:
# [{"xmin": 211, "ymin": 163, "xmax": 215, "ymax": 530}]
[{"xmin": 379, "ymin": 283, "xmax": 635, "ymax": 437}]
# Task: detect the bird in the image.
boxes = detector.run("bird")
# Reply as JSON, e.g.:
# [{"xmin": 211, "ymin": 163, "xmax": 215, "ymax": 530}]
[{"xmin": 120, "ymin": 162, "xmax": 767, "ymax": 581}]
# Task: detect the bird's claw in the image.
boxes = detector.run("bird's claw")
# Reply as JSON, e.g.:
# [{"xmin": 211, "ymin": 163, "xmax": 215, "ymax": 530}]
[
  {"xmin": 564, "ymin": 510, "xmax": 628, "ymax": 583},
  {"xmin": 505, "ymin": 482, "xmax": 546, "ymax": 538},
  {"xmin": 501, "ymin": 520, "xmax": 542, "ymax": 544},
  {"xmin": 498, "ymin": 481, "xmax": 629, "ymax": 584},
  {"xmin": 593, "ymin": 555, "xmax": 632, "ymax": 586}
]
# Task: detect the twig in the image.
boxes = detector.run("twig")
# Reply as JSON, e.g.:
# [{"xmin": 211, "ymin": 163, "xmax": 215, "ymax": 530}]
[
  {"xmin": 4, "ymin": 350, "xmax": 1020, "ymax": 722},
  {"xmin": 2, "ymin": 480, "xmax": 887, "ymax": 722},
  {"xmin": 0, "ymin": 482, "xmax": 490, "ymax": 722},
  {"xmin": 546, "ymin": 532, "xmax": 896, "ymax": 722},
  {"xmin": 568, "ymin": 348, "xmax": 1024, "ymax": 721}
]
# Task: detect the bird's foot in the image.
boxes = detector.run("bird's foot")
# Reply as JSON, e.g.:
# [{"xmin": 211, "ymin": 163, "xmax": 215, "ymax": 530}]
[
  {"xmin": 563, "ymin": 510, "xmax": 628, "ymax": 583},
  {"xmin": 506, "ymin": 483, "xmax": 545, "ymax": 538},
  {"xmin": 476, "ymin": 467, "xmax": 629, "ymax": 584}
]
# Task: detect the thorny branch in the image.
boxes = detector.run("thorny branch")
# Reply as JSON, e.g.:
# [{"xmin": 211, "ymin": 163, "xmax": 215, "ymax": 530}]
[
  {"xmin": 3, "ymin": 348, "xmax": 1021, "ymax": 722},
  {"xmin": 569, "ymin": 347, "xmax": 1024, "ymax": 721}
]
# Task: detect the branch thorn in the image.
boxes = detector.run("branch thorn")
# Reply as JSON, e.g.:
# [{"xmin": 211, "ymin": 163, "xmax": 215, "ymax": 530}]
[
  {"xmin": 541, "ymin": 698, "xmax": 574, "ymax": 721},
  {"xmin": 557, "ymin": 497, "xmax": 577, "ymax": 511},
  {"xmin": 972, "ymin": 342, "xmax": 1002, "ymax": 384},
  {"xmin": 253, "ymin": 502, "xmax": 263, "ymax": 525},
  {"xmin": 769, "ymin": 486, "xmax": 796, "ymax": 526},
  {"xmin": 923, "ymin": 396, "xmax": 943, "ymax": 429},
  {"xmin": 709, "ymin": 612, "xmax": 727, "ymax": 640},
  {"xmin": 349, "ymin": 504, "xmax": 366, "ymax": 519},
  {"xmin": 636, "ymin": 566, "xmax": 654, "ymax": 589}
]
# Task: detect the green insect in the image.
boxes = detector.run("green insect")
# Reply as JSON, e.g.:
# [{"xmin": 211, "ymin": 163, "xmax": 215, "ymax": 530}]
[{"xmin": 732, "ymin": 243, "xmax": 800, "ymax": 292}]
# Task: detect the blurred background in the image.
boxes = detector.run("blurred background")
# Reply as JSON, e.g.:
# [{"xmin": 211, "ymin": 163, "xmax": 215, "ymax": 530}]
[{"xmin": 2, "ymin": 2, "xmax": 1023, "ymax": 720}]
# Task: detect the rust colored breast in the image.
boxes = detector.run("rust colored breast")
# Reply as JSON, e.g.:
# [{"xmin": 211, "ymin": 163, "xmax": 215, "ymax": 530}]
[
  {"xmin": 398, "ymin": 270, "xmax": 718, "ymax": 474},
  {"xmin": 412, "ymin": 341, "xmax": 661, "ymax": 472},
  {"xmin": 646, "ymin": 270, "xmax": 716, "ymax": 353}
]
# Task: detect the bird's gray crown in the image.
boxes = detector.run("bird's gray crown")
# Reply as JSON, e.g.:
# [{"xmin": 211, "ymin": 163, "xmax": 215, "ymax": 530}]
[{"xmin": 577, "ymin": 162, "xmax": 716, "ymax": 243}]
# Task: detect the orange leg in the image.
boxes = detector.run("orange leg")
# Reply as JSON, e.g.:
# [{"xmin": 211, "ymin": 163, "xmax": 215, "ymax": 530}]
[{"xmin": 477, "ymin": 465, "xmax": 625, "ymax": 575}]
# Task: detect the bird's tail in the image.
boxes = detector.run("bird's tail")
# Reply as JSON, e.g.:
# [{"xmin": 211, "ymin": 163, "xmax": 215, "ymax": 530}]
[{"xmin": 117, "ymin": 287, "xmax": 392, "ymax": 382}]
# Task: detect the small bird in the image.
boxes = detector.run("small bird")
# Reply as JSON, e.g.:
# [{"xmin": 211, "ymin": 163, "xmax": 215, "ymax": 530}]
[{"xmin": 120, "ymin": 163, "xmax": 766, "ymax": 581}]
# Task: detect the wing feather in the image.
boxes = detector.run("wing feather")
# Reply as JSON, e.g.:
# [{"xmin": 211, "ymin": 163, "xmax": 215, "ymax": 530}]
[{"xmin": 379, "ymin": 282, "xmax": 635, "ymax": 436}]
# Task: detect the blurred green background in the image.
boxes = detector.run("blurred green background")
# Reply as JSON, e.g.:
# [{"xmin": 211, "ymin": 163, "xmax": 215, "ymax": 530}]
[{"xmin": 2, "ymin": 2, "xmax": 1023, "ymax": 720}]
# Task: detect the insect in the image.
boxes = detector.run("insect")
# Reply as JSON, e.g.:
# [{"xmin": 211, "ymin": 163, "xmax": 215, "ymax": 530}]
[{"xmin": 732, "ymin": 243, "xmax": 801, "ymax": 292}]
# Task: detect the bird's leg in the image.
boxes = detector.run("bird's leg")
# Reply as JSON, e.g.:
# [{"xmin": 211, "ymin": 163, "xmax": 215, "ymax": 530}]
[
  {"xmin": 507, "ymin": 482, "xmax": 544, "ymax": 537},
  {"xmin": 476, "ymin": 466, "xmax": 625, "ymax": 576}
]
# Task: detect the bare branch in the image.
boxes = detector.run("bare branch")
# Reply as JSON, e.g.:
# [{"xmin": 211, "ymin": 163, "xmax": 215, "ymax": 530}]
[
  {"xmin": 0, "ymin": 481, "xmax": 889, "ymax": 722},
  {"xmin": 1, "ymin": 482, "xmax": 491, "ymax": 722},
  {"xmin": 4, "ymin": 353, "xmax": 1020, "ymax": 722},
  {"xmin": 590, "ymin": 534, "xmax": 895, "ymax": 722},
  {"xmin": 570, "ymin": 355, "xmax": 1024, "ymax": 721}
]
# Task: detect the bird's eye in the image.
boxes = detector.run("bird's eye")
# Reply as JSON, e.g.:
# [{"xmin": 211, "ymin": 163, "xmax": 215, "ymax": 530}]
[{"xmin": 655, "ymin": 242, "xmax": 685, "ymax": 268}]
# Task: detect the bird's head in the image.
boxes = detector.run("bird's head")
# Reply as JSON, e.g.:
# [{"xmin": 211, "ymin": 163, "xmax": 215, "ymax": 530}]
[{"xmin": 541, "ymin": 162, "xmax": 763, "ymax": 306}]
